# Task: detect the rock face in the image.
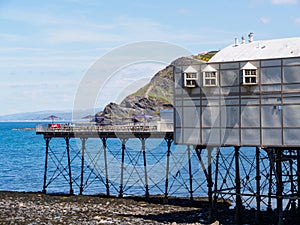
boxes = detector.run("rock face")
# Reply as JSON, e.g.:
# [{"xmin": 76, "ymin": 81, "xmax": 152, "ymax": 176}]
[
  {"xmin": 94, "ymin": 56, "xmax": 209, "ymax": 125},
  {"xmin": 95, "ymin": 65, "xmax": 174, "ymax": 125}
]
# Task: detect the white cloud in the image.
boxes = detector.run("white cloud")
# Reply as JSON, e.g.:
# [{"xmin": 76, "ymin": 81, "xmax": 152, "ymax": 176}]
[
  {"xmin": 0, "ymin": 33, "xmax": 25, "ymax": 41},
  {"xmin": 295, "ymin": 18, "xmax": 300, "ymax": 23},
  {"xmin": 260, "ymin": 17, "xmax": 271, "ymax": 24},
  {"xmin": 178, "ymin": 8, "xmax": 189, "ymax": 14},
  {"xmin": 45, "ymin": 29, "xmax": 122, "ymax": 44},
  {"xmin": 272, "ymin": 0, "xmax": 298, "ymax": 4}
]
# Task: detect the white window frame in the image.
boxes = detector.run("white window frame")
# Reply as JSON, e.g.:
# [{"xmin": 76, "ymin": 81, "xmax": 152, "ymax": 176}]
[
  {"xmin": 202, "ymin": 64, "xmax": 218, "ymax": 87},
  {"xmin": 203, "ymin": 71, "xmax": 218, "ymax": 87},
  {"xmin": 241, "ymin": 62, "xmax": 258, "ymax": 85},
  {"xmin": 184, "ymin": 72, "xmax": 198, "ymax": 88},
  {"xmin": 243, "ymin": 69, "xmax": 257, "ymax": 85}
]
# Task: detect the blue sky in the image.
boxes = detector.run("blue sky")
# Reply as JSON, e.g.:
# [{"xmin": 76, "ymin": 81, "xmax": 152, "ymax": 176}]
[{"xmin": 1, "ymin": 0, "xmax": 300, "ymax": 116}]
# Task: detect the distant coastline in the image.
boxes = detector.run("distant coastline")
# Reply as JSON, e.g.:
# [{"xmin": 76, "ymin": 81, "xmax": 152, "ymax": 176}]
[
  {"xmin": 12, "ymin": 127, "xmax": 36, "ymax": 131},
  {"xmin": 0, "ymin": 109, "xmax": 99, "ymax": 122}
]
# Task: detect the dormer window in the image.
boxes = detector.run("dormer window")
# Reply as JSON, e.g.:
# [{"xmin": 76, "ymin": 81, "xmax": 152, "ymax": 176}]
[
  {"xmin": 202, "ymin": 65, "xmax": 217, "ymax": 87},
  {"xmin": 183, "ymin": 66, "xmax": 198, "ymax": 88},
  {"xmin": 241, "ymin": 62, "xmax": 258, "ymax": 85}
]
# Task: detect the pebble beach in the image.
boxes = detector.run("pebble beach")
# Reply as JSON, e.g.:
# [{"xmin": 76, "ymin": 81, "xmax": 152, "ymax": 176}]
[{"xmin": 0, "ymin": 191, "xmax": 215, "ymax": 225}]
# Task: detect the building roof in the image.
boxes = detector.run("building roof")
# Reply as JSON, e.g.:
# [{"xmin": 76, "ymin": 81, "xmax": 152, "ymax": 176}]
[
  {"xmin": 184, "ymin": 65, "xmax": 198, "ymax": 73},
  {"xmin": 202, "ymin": 64, "xmax": 217, "ymax": 72},
  {"xmin": 209, "ymin": 37, "xmax": 300, "ymax": 63},
  {"xmin": 241, "ymin": 62, "xmax": 257, "ymax": 70}
]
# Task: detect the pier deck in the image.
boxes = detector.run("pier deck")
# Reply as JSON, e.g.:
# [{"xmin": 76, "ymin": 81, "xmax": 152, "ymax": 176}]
[{"xmin": 36, "ymin": 124, "xmax": 173, "ymax": 139}]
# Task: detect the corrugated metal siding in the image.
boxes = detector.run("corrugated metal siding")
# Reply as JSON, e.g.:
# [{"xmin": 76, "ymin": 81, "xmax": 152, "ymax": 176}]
[{"xmin": 174, "ymin": 57, "xmax": 300, "ymax": 147}]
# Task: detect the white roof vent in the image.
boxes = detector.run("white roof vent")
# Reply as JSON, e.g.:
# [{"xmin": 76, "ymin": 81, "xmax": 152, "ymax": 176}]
[
  {"xmin": 234, "ymin": 37, "xmax": 239, "ymax": 46},
  {"xmin": 241, "ymin": 36, "xmax": 246, "ymax": 44},
  {"xmin": 248, "ymin": 32, "xmax": 254, "ymax": 43}
]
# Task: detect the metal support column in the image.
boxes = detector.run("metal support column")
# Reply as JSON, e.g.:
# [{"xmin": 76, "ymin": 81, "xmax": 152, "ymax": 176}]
[
  {"xmin": 119, "ymin": 138, "xmax": 127, "ymax": 197},
  {"xmin": 79, "ymin": 138, "xmax": 86, "ymax": 195},
  {"xmin": 42, "ymin": 137, "xmax": 51, "ymax": 194},
  {"xmin": 164, "ymin": 137, "xmax": 172, "ymax": 203},
  {"xmin": 213, "ymin": 147, "xmax": 220, "ymax": 219},
  {"xmin": 66, "ymin": 137, "xmax": 74, "ymax": 195},
  {"xmin": 276, "ymin": 148, "xmax": 283, "ymax": 224},
  {"xmin": 289, "ymin": 150, "xmax": 296, "ymax": 213},
  {"xmin": 235, "ymin": 146, "xmax": 242, "ymax": 225},
  {"xmin": 207, "ymin": 147, "xmax": 213, "ymax": 223},
  {"xmin": 255, "ymin": 147, "xmax": 261, "ymax": 223},
  {"xmin": 102, "ymin": 137, "xmax": 110, "ymax": 196},
  {"xmin": 141, "ymin": 138, "xmax": 149, "ymax": 199},
  {"xmin": 187, "ymin": 145, "xmax": 193, "ymax": 201},
  {"xmin": 297, "ymin": 150, "xmax": 300, "ymax": 215},
  {"xmin": 267, "ymin": 148, "xmax": 274, "ymax": 212},
  {"xmin": 195, "ymin": 146, "xmax": 213, "ymax": 222}
]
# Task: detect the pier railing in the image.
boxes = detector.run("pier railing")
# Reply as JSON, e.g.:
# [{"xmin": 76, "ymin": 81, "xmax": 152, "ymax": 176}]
[{"xmin": 36, "ymin": 122, "xmax": 173, "ymax": 133}]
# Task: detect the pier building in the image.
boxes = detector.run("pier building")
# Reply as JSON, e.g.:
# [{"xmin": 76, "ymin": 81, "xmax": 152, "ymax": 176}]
[{"xmin": 173, "ymin": 36, "xmax": 300, "ymax": 224}]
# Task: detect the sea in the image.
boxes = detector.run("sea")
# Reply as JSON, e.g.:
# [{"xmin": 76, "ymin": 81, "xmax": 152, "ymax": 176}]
[
  {"xmin": 0, "ymin": 121, "xmax": 286, "ymax": 209},
  {"xmin": 0, "ymin": 121, "xmax": 209, "ymax": 197}
]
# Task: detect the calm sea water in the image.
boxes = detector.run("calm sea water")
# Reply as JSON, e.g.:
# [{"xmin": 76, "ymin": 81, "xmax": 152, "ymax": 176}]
[
  {"xmin": 0, "ymin": 122, "xmax": 45, "ymax": 192},
  {"xmin": 1, "ymin": 121, "xmax": 265, "ymax": 205},
  {"xmin": 0, "ymin": 122, "xmax": 205, "ymax": 197}
]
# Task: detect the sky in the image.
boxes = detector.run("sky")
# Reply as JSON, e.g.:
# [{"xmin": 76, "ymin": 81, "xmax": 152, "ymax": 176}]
[{"xmin": 1, "ymin": 0, "xmax": 300, "ymax": 116}]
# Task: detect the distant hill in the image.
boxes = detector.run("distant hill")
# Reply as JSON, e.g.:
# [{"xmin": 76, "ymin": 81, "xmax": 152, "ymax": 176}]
[
  {"xmin": 0, "ymin": 110, "xmax": 73, "ymax": 122},
  {"xmin": 94, "ymin": 56, "xmax": 203, "ymax": 125},
  {"xmin": 0, "ymin": 109, "xmax": 101, "ymax": 122},
  {"xmin": 194, "ymin": 50, "xmax": 219, "ymax": 61},
  {"xmin": 94, "ymin": 64, "xmax": 174, "ymax": 125}
]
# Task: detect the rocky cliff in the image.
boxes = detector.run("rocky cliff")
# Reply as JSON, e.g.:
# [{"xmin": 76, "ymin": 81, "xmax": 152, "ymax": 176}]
[
  {"xmin": 94, "ymin": 53, "xmax": 217, "ymax": 125},
  {"xmin": 95, "ymin": 64, "xmax": 174, "ymax": 125}
]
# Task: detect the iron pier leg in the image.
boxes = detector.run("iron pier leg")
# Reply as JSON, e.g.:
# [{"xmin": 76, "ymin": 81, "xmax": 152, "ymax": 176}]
[
  {"xmin": 42, "ymin": 137, "xmax": 51, "ymax": 194},
  {"xmin": 141, "ymin": 138, "xmax": 149, "ymax": 199},
  {"xmin": 66, "ymin": 137, "xmax": 74, "ymax": 195},
  {"xmin": 80, "ymin": 138, "xmax": 86, "ymax": 195},
  {"xmin": 207, "ymin": 147, "xmax": 214, "ymax": 223},
  {"xmin": 119, "ymin": 138, "xmax": 127, "ymax": 198},
  {"xmin": 188, "ymin": 145, "xmax": 193, "ymax": 201},
  {"xmin": 195, "ymin": 146, "xmax": 213, "ymax": 222},
  {"xmin": 164, "ymin": 138, "xmax": 172, "ymax": 203},
  {"xmin": 297, "ymin": 150, "xmax": 300, "ymax": 215},
  {"xmin": 289, "ymin": 150, "xmax": 296, "ymax": 213},
  {"xmin": 255, "ymin": 147, "xmax": 261, "ymax": 224},
  {"xmin": 213, "ymin": 148, "xmax": 220, "ymax": 220},
  {"xmin": 267, "ymin": 148, "xmax": 273, "ymax": 212},
  {"xmin": 276, "ymin": 148, "xmax": 283, "ymax": 224},
  {"xmin": 235, "ymin": 146, "xmax": 242, "ymax": 225},
  {"xmin": 102, "ymin": 138, "xmax": 110, "ymax": 196}
]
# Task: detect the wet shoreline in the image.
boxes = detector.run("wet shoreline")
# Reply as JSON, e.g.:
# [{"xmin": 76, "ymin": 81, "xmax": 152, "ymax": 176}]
[{"xmin": 0, "ymin": 191, "xmax": 213, "ymax": 224}]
